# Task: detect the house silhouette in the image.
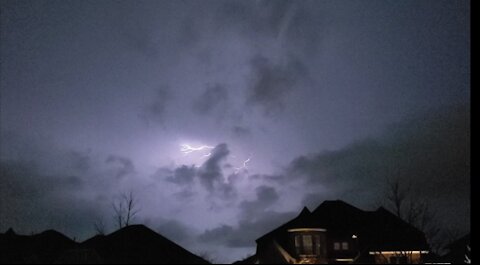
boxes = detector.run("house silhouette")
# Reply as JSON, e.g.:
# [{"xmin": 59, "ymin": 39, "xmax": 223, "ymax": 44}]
[
  {"xmin": 440, "ymin": 233, "xmax": 470, "ymax": 264},
  {"xmin": 0, "ymin": 225, "xmax": 209, "ymax": 264},
  {"xmin": 235, "ymin": 200, "xmax": 430, "ymax": 264}
]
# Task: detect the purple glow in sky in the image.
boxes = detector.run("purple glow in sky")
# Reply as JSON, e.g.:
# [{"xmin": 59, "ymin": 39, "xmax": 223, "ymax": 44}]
[{"xmin": 0, "ymin": 0, "xmax": 470, "ymax": 263}]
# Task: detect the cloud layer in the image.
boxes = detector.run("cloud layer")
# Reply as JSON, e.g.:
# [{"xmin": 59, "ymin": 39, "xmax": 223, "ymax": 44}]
[{"xmin": 0, "ymin": 1, "xmax": 469, "ymax": 263}]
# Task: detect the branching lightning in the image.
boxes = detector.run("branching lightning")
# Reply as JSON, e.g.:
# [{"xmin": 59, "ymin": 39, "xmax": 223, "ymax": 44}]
[
  {"xmin": 180, "ymin": 144, "xmax": 252, "ymax": 173},
  {"xmin": 234, "ymin": 156, "xmax": 251, "ymax": 174},
  {"xmin": 180, "ymin": 144, "xmax": 214, "ymax": 155}
]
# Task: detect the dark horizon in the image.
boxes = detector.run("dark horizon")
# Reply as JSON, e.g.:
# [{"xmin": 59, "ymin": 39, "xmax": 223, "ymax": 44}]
[
  {"xmin": 0, "ymin": 199, "xmax": 470, "ymax": 264},
  {"xmin": 0, "ymin": 0, "xmax": 470, "ymax": 263}
]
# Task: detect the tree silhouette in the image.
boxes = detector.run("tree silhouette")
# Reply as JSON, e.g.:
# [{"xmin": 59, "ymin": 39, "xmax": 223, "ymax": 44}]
[
  {"xmin": 94, "ymin": 218, "xmax": 106, "ymax": 235},
  {"xmin": 112, "ymin": 191, "xmax": 140, "ymax": 229},
  {"xmin": 384, "ymin": 178, "xmax": 441, "ymax": 254}
]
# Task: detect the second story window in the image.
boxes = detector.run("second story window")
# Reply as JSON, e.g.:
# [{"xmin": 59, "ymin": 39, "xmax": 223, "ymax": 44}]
[
  {"xmin": 333, "ymin": 241, "xmax": 349, "ymax": 251},
  {"xmin": 295, "ymin": 235, "xmax": 302, "ymax": 254},
  {"xmin": 303, "ymin": 235, "xmax": 313, "ymax": 254},
  {"xmin": 289, "ymin": 228, "xmax": 326, "ymax": 257},
  {"xmin": 293, "ymin": 234, "xmax": 323, "ymax": 256},
  {"xmin": 334, "ymin": 242, "xmax": 341, "ymax": 250}
]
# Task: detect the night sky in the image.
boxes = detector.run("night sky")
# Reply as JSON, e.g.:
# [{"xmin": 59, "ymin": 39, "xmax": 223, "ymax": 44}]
[{"xmin": 0, "ymin": 0, "xmax": 470, "ymax": 263}]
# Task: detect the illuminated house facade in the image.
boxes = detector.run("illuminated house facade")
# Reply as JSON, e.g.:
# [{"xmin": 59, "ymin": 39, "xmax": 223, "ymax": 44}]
[{"xmin": 245, "ymin": 200, "xmax": 429, "ymax": 264}]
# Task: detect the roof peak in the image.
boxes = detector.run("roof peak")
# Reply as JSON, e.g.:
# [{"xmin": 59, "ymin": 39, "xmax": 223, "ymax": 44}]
[
  {"xmin": 113, "ymin": 224, "xmax": 154, "ymax": 233},
  {"xmin": 313, "ymin": 199, "xmax": 356, "ymax": 210},
  {"xmin": 323, "ymin": 199, "xmax": 348, "ymax": 204},
  {"xmin": 311, "ymin": 200, "xmax": 368, "ymax": 219},
  {"xmin": 38, "ymin": 229, "xmax": 69, "ymax": 237},
  {"xmin": 299, "ymin": 206, "xmax": 311, "ymax": 215},
  {"xmin": 117, "ymin": 224, "xmax": 149, "ymax": 230}
]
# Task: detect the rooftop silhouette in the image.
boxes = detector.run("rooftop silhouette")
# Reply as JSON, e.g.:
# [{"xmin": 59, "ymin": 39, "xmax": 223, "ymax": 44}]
[{"xmin": 0, "ymin": 225, "xmax": 209, "ymax": 264}]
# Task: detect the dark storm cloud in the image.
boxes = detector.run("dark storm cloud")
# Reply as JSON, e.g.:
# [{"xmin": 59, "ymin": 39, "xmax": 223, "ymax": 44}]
[
  {"xmin": 214, "ymin": 181, "xmax": 237, "ymax": 202},
  {"xmin": 197, "ymin": 143, "xmax": 238, "ymax": 200},
  {"xmin": 0, "ymin": 160, "xmax": 102, "ymax": 236},
  {"xmin": 143, "ymin": 217, "xmax": 196, "ymax": 245},
  {"xmin": 198, "ymin": 143, "xmax": 230, "ymax": 193},
  {"xmin": 199, "ymin": 104, "xmax": 469, "ymax": 250},
  {"xmin": 239, "ymin": 185, "xmax": 279, "ymax": 219},
  {"xmin": 192, "ymin": 84, "xmax": 229, "ymax": 115},
  {"xmin": 143, "ymin": 86, "xmax": 172, "ymax": 124},
  {"xmin": 157, "ymin": 143, "xmax": 237, "ymax": 200},
  {"xmin": 289, "ymin": 104, "xmax": 469, "ymax": 222},
  {"xmin": 231, "ymin": 126, "xmax": 251, "ymax": 138},
  {"xmin": 116, "ymin": 9, "xmax": 160, "ymax": 59},
  {"xmin": 151, "ymin": 167, "xmax": 197, "ymax": 201},
  {"xmin": 280, "ymin": 4, "xmax": 324, "ymax": 55},
  {"xmin": 113, "ymin": 1, "xmax": 201, "ymax": 58},
  {"xmin": 66, "ymin": 151, "xmax": 91, "ymax": 174},
  {"xmin": 214, "ymin": 1, "xmax": 293, "ymax": 37},
  {"xmin": 198, "ymin": 185, "xmax": 288, "ymax": 247},
  {"xmin": 198, "ymin": 225, "xmax": 235, "ymax": 245},
  {"xmin": 247, "ymin": 55, "xmax": 308, "ymax": 114},
  {"xmin": 105, "ymin": 155, "xmax": 135, "ymax": 179},
  {"xmin": 0, "ymin": 0, "xmax": 469, "ymax": 262},
  {"xmin": 213, "ymin": 0, "xmax": 324, "ymax": 62},
  {"xmin": 301, "ymin": 192, "xmax": 337, "ymax": 211},
  {"xmin": 0, "ymin": 161, "xmax": 83, "ymax": 200},
  {"xmin": 249, "ymin": 173, "xmax": 289, "ymax": 186},
  {"xmin": 0, "ymin": 132, "xmax": 145, "ymax": 238},
  {"xmin": 215, "ymin": 0, "xmax": 320, "ymax": 49},
  {"xmin": 165, "ymin": 165, "xmax": 196, "ymax": 186},
  {"xmin": 198, "ymin": 211, "xmax": 296, "ymax": 248},
  {"xmin": 172, "ymin": 189, "xmax": 196, "ymax": 201},
  {"xmin": 151, "ymin": 167, "xmax": 172, "ymax": 181}
]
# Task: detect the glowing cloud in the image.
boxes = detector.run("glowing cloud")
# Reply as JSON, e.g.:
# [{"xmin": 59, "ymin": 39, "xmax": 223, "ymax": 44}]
[{"xmin": 180, "ymin": 144, "xmax": 214, "ymax": 155}]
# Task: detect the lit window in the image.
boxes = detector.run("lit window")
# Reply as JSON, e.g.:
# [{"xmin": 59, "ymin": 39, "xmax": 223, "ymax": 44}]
[
  {"xmin": 334, "ymin": 242, "xmax": 340, "ymax": 250},
  {"xmin": 303, "ymin": 235, "xmax": 313, "ymax": 255},
  {"xmin": 342, "ymin": 242, "xmax": 349, "ymax": 250},
  {"xmin": 315, "ymin": 235, "xmax": 321, "ymax": 255},
  {"xmin": 293, "ymin": 233, "xmax": 324, "ymax": 256},
  {"xmin": 295, "ymin": 235, "xmax": 302, "ymax": 254}
]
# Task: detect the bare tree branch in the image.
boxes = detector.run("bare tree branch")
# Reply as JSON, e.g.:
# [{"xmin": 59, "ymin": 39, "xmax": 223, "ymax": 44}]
[
  {"xmin": 94, "ymin": 218, "xmax": 106, "ymax": 235},
  {"xmin": 385, "ymin": 178, "xmax": 409, "ymax": 219},
  {"xmin": 112, "ymin": 191, "xmax": 140, "ymax": 229},
  {"xmin": 383, "ymin": 177, "xmax": 441, "ymax": 257}
]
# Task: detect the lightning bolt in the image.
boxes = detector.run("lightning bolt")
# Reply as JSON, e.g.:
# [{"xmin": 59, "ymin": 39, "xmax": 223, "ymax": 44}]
[
  {"xmin": 234, "ymin": 156, "xmax": 251, "ymax": 174},
  {"xmin": 180, "ymin": 144, "xmax": 214, "ymax": 155}
]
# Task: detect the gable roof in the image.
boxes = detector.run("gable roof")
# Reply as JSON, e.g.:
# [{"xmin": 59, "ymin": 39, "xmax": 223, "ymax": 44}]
[
  {"xmin": 310, "ymin": 200, "xmax": 367, "ymax": 235},
  {"xmin": 361, "ymin": 207, "xmax": 429, "ymax": 251},
  {"xmin": 256, "ymin": 200, "xmax": 429, "ymax": 251},
  {"xmin": 1, "ymin": 225, "xmax": 209, "ymax": 264},
  {"xmin": 256, "ymin": 206, "xmax": 317, "ymax": 244},
  {"xmin": 81, "ymin": 224, "xmax": 209, "ymax": 264},
  {"xmin": 0, "ymin": 228, "xmax": 76, "ymax": 264}
]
